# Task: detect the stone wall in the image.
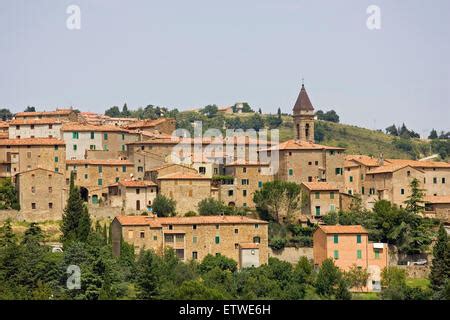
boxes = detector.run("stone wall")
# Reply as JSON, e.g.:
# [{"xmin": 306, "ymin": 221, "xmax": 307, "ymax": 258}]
[{"xmin": 269, "ymin": 246, "xmax": 313, "ymax": 264}]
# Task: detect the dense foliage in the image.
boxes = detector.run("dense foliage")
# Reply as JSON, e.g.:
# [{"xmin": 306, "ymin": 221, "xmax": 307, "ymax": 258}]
[
  {"xmin": 152, "ymin": 194, "xmax": 177, "ymax": 217},
  {"xmin": 0, "ymin": 178, "xmax": 20, "ymax": 210}
]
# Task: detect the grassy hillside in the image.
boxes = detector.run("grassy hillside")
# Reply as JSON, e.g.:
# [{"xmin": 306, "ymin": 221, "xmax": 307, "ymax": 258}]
[{"xmin": 277, "ymin": 116, "xmax": 429, "ymax": 159}]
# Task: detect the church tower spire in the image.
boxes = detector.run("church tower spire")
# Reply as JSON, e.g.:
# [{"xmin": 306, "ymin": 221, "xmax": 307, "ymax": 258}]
[{"xmin": 292, "ymin": 83, "xmax": 315, "ymax": 142}]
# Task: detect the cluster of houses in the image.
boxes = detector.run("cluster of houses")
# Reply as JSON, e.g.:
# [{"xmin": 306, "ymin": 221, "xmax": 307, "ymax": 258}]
[{"xmin": 1, "ymin": 84, "xmax": 449, "ymax": 291}]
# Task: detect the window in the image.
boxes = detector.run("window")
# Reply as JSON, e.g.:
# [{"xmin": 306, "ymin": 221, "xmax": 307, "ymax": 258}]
[
  {"xmin": 357, "ymin": 235, "xmax": 362, "ymax": 243},
  {"xmin": 401, "ymin": 188, "xmax": 405, "ymax": 195},
  {"xmin": 49, "ymin": 124, "xmax": 53, "ymax": 129},
  {"xmin": 443, "ymin": 178, "xmax": 446, "ymax": 184},
  {"xmin": 103, "ymin": 145, "xmax": 108, "ymax": 151},
  {"xmin": 55, "ymin": 168, "xmax": 59, "ymax": 173},
  {"xmin": 193, "ymin": 236, "xmax": 197, "ymax": 243},
  {"xmin": 31, "ymin": 186, "xmax": 35, "ymax": 193},
  {"xmin": 31, "ymin": 203, "xmax": 36, "ymax": 209},
  {"xmin": 433, "ymin": 177, "xmax": 437, "ymax": 184},
  {"xmin": 54, "ymin": 145, "xmax": 58, "ymax": 151},
  {"xmin": 192, "ymin": 252, "xmax": 198, "ymax": 260},
  {"xmin": 315, "ymin": 206, "xmax": 321, "ymax": 216},
  {"xmin": 54, "ymin": 156, "xmax": 59, "ymax": 163},
  {"xmin": 348, "ymin": 190, "xmax": 353, "ymax": 195},
  {"xmin": 216, "ymin": 224, "xmax": 219, "ymax": 229},
  {"xmin": 330, "ymin": 192, "xmax": 335, "ymax": 199},
  {"xmin": 234, "ymin": 228, "xmax": 238, "ymax": 234},
  {"xmin": 215, "ymin": 236, "xmax": 220, "ymax": 244},
  {"xmin": 199, "ymin": 167, "xmax": 206, "ymax": 174},
  {"xmin": 349, "ymin": 176, "xmax": 353, "ymax": 182},
  {"xmin": 228, "ymin": 190, "xmax": 234, "ymax": 196},
  {"xmin": 165, "ymin": 234, "xmax": 174, "ymax": 242},
  {"xmin": 122, "ymin": 133, "xmax": 125, "ymax": 140},
  {"xmin": 27, "ymin": 151, "xmax": 31, "ymax": 159},
  {"xmin": 361, "ymin": 174, "xmax": 364, "ymax": 180},
  {"xmin": 335, "ymin": 168, "xmax": 342, "ymax": 175},
  {"xmin": 98, "ymin": 165, "xmax": 102, "ymax": 173},
  {"xmin": 242, "ymin": 167, "xmax": 247, "ymax": 173},
  {"xmin": 72, "ymin": 132, "xmax": 79, "ymax": 139},
  {"xmin": 140, "ymin": 232, "xmax": 145, "ymax": 239},
  {"xmin": 48, "ymin": 203, "xmax": 53, "ymax": 209},
  {"xmin": 333, "ymin": 250, "xmax": 339, "ymax": 259},
  {"xmin": 168, "ymin": 225, "xmax": 173, "ymax": 230},
  {"xmin": 308, "ymin": 176, "xmax": 313, "ymax": 182},
  {"xmin": 308, "ymin": 161, "xmax": 312, "ymax": 166},
  {"xmin": 136, "ymin": 188, "xmax": 140, "ymax": 194},
  {"xmin": 357, "ymin": 250, "xmax": 362, "ymax": 259},
  {"xmin": 48, "ymin": 187, "xmax": 52, "ymax": 193},
  {"xmin": 90, "ymin": 132, "xmax": 95, "ymax": 139},
  {"xmin": 235, "ymin": 243, "xmax": 239, "ymax": 249},
  {"xmin": 73, "ymin": 144, "xmax": 77, "ymax": 151},
  {"xmin": 84, "ymin": 174, "xmax": 88, "ymax": 179},
  {"xmin": 103, "ymin": 133, "xmax": 108, "ymax": 140},
  {"xmin": 333, "ymin": 234, "xmax": 339, "ymax": 244},
  {"xmin": 315, "ymin": 161, "xmax": 319, "ymax": 165},
  {"xmin": 98, "ymin": 179, "xmax": 103, "ymax": 186},
  {"xmin": 255, "ymin": 224, "xmax": 259, "ymax": 229},
  {"xmin": 89, "ymin": 145, "xmax": 96, "ymax": 150},
  {"xmin": 315, "ymin": 192, "xmax": 320, "ymax": 199},
  {"xmin": 243, "ymin": 190, "xmax": 247, "ymax": 197},
  {"xmin": 138, "ymin": 166, "xmax": 143, "ymax": 172},
  {"xmin": 374, "ymin": 249, "xmax": 380, "ymax": 259},
  {"xmin": 361, "ymin": 187, "xmax": 365, "ymax": 195},
  {"xmin": 330, "ymin": 204, "xmax": 336, "ymax": 212},
  {"xmin": 122, "ymin": 165, "xmax": 127, "ymax": 172},
  {"xmin": 288, "ymin": 169, "xmax": 293, "ymax": 176},
  {"xmin": 407, "ymin": 171, "xmax": 411, "ymax": 177},
  {"xmin": 153, "ymin": 236, "xmax": 157, "ymax": 241},
  {"xmin": 253, "ymin": 236, "xmax": 261, "ymax": 243}
]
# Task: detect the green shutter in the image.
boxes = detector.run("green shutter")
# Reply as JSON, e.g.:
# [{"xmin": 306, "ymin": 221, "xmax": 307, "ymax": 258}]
[
  {"xmin": 330, "ymin": 192, "xmax": 334, "ymax": 199},
  {"xmin": 98, "ymin": 165, "xmax": 102, "ymax": 173},
  {"xmin": 104, "ymin": 133, "xmax": 108, "ymax": 140},
  {"xmin": 288, "ymin": 169, "xmax": 293, "ymax": 176},
  {"xmin": 98, "ymin": 179, "xmax": 103, "ymax": 186},
  {"xmin": 333, "ymin": 234, "xmax": 339, "ymax": 244},
  {"xmin": 375, "ymin": 249, "xmax": 380, "ymax": 259},
  {"xmin": 122, "ymin": 165, "xmax": 126, "ymax": 172},
  {"xmin": 357, "ymin": 234, "xmax": 362, "ymax": 243},
  {"xmin": 334, "ymin": 250, "xmax": 339, "ymax": 259},
  {"xmin": 215, "ymin": 236, "xmax": 220, "ymax": 244},
  {"xmin": 357, "ymin": 250, "xmax": 362, "ymax": 259},
  {"xmin": 90, "ymin": 132, "xmax": 95, "ymax": 139},
  {"xmin": 54, "ymin": 156, "xmax": 58, "ymax": 163},
  {"xmin": 73, "ymin": 144, "xmax": 77, "ymax": 151}
]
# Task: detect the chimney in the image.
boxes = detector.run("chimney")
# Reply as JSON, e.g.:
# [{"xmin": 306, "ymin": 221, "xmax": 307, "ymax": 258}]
[{"xmin": 378, "ymin": 153, "xmax": 384, "ymax": 166}]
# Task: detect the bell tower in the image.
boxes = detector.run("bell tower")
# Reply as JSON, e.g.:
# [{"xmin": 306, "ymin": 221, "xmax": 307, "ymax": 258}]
[{"xmin": 292, "ymin": 83, "xmax": 315, "ymax": 142}]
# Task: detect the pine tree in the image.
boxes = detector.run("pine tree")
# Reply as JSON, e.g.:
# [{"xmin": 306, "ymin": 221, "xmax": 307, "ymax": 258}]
[
  {"xmin": 428, "ymin": 129, "xmax": 438, "ymax": 139},
  {"xmin": 404, "ymin": 178, "xmax": 425, "ymax": 214},
  {"xmin": 277, "ymin": 107, "xmax": 282, "ymax": 119},
  {"xmin": 430, "ymin": 225, "xmax": 450, "ymax": 295}
]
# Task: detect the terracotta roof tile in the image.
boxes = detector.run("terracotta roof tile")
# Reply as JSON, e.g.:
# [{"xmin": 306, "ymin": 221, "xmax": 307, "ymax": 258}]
[
  {"xmin": 0, "ymin": 138, "xmax": 65, "ymax": 146},
  {"xmin": 424, "ymin": 195, "xmax": 450, "ymax": 204},
  {"xmin": 385, "ymin": 159, "xmax": 450, "ymax": 169},
  {"xmin": 125, "ymin": 118, "xmax": 173, "ymax": 129},
  {"xmin": 293, "ymin": 84, "xmax": 314, "ymax": 112},
  {"xmin": 61, "ymin": 122, "xmax": 129, "ymax": 132},
  {"xmin": 318, "ymin": 225, "xmax": 368, "ymax": 234},
  {"xmin": 15, "ymin": 109, "xmax": 74, "ymax": 117},
  {"xmin": 302, "ymin": 182, "xmax": 340, "ymax": 191},
  {"xmin": 345, "ymin": 155, "xmax": 380, "ymax": 167},
  {"xmin": 263, "ymin": 139, "xmax": 344, "ymax": 151},
  {"xmin": 66, "ymin": 159, "xmax": 133, "ymax": 165},
  {"xmin": 115, "ymin": 215, "xmax": 267, "ymax": 226},
  {"xmin": 10, "ymin": 118, "xmax": 63, "ymax": 125},
  {"xmin": 117, "ymin": 180, "xmax": 157, "ymax": 187},
  {"xmin": 157, "ymin": 172, "xmax": 211, "ymax": 180}
]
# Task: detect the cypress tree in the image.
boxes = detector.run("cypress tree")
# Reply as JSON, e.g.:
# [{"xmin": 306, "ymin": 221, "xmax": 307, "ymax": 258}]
[
  {"xmin": 61, "ymin": 172, "xmax": 91, "ymax": 244},
  {"xmin": 404, "ymin": 178, "xmax": 425, "ymax": 214},
  {"xmin": 430, "ymin": 225, "xmax": 450, "ymax": 294}
]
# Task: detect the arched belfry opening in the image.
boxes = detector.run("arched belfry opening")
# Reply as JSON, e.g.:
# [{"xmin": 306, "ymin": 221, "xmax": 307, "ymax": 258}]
[{"xmin": 292, "ymin": 83, "xmax": 315, "ymax": 143}]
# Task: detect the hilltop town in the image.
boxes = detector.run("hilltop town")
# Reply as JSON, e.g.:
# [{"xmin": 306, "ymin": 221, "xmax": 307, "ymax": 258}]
[{"xmin": 0, "ymin": 84, "xmax": 449, "ymax": 299}]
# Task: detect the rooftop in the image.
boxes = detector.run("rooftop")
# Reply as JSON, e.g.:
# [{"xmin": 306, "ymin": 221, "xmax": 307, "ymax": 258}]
[
  {"xmin": 317, "ymin": 225, "xmax": 368, "ymax": 234},
  {"xmin": 262, "ymin": 139, "xmax": 345, "ymax": 151},
  {"xmin": 293, "ymin": 84, "xmax": 314, "ymax": 113},
  {"xmin": 61, "ymin": 122, "xmax": 129, "ymax": 132},
  {"xmin": 15, "ymin": 109, "xmax": 74, "ymax": 117},
  {"xmin": 10, "ymin": 118, "xmax": 63, "ymax": 125},
  {"xmin": 115, "ymin": 215, "xmax": 268, "ymax": 227},
  {"xmin": 302, "ymin": 182, "xmax": 340, "ymax": 191},
  {"xmin": 157, "ymin": 172, "xmax": 211, "ymax": 180},
  {"xmin": 66, "ymin": 159, "xmax": 134, "ymax": 166},
  {"xmin": 0, "ymin": 138, "xmax": 65, "ymax": 146}
]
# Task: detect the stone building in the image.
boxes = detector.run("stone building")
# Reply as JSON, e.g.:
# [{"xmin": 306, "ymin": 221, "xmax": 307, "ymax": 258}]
[
  {"xmin": 111, "ymin": 215, "xmax": 269, "ymax": 268},
  {"xmin": 220, "ymin": 161, "xmax": 273, "ymax": 208},
  {"xmin": 108, "ymin": 180, "xmax": 157, "ymax": 213},
  {"xmin": 313, "ymin": 225, "xmax": 388, "ymax": 292},
  {"xmin": 0, "ymin": 138, "xmax": 66, "ymax": 179},
  {"xmin": 61, "ymin": 123, "xmax": 138, "ymax": 160},
  {"xmin": 66, "ymin": 159, "xmax": 134, "ymax": 204},
  {"xmin": 423, "ymin": 195, "xmax": 450, "ymax": 223},
  {"xmin": 157, "ymin": 172, "xmax": 214, "ymax": 215},
  {"xmin": 8, "ymin": 118, "xmax": 63, "ymax": 139},
  {"xmin": 14, "ymin": 109, "xmax": 78, "ymax": 122},
  {"xmin": 0, "ymin": 121, "xmax": 10, "ymax": 139},
  {"xmin": 15, "ymin": 168, "xmax": 67, "ymax": 219},
  {"xmin": 125, "ymin": 118, "xmax": 176, "ymax": 135},
  {"xmin": 300, "ymin": 182, "xmax": 341, "ymax": 218}
]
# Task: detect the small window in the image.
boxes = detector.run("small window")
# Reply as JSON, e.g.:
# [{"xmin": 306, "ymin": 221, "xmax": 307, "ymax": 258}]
[
  {"xmin": 104, "ymin": 133, "xmax": 108, "ymax": 140},
  {"xmin": 357, "ymin": 250, "xmax": 362, "ymax": 259},
  {"xmin": 199, "ymin": 167, "xmax": 206, "ymax": 174},
  {"xmin": 73, "ymin": 144, "xmax": 77, "ymax": 151},
  {"xmin": 442, "ymin": 178, "xmax": 446, "ymax": 184},
  {"xmin": 349, "ymin": 176, "xmax": 353, "ymax": 182},
  {"xmin": 374, "ymin": 249, "xmax": 380, "ymax": 259},
  {"xmin": 333, "ymin": 234, "xmax": 339, "ymax": 244},
  {"xmin": 315, "ymin": 161, "xmax": 319, "ymax": 166},
  {"xmin": 48, "ymin": 187, "xmax": 52, "ymax": 193},
  {"xmin": 193, "ymin": 225, "xmax": 197, "ymax": 230},
  {"xmin": 401, "ymin": 188, "xmax": 405, "ymax": 195},
  {"xmin": 72, "ymin": 132, "xmax": 79, "ymax": 139},
  {"xmin": 48, "ymin": 202, "xmax": 53, "ymax": 209},
  {"xmin": 193, "ymin": 236, "xmax": 197, "ymax": 244},
  {"xmin": 192, "ymin": 252, "xmax": 198, "ymax": 260},
  {"xmin": 255, "ymin": 224, "xmax": 259, "ymax": 229},
  {"xmin": 54, "ymin": 145, "xmax": 58, "ymax": 151},
  {"xmin": 153, "ymin": 236, "xmax": 157, "ymax": 241},
  {"xmin": 308, "ymin": 176, "xmax": 313, "ymax": 182},
  {"xmin": 330, "ymin": 191, "xmax": 335, "ymax": 199},
  {"xmin": 31, "ymin": 203, "xmax": 36, "ymax": 209},
  {"xmin": 243, "ymin": 190, "xmax": 247, "ymax": 197},
  {"xmin": 407, "ymin": 170, "xmax": 411, "ymax": 177},
  {"xmin": 258, "ymin": 181, "xmax": 262, "ymax": 188},
  {"xmin": 122, "ymin": 165, "xmax": 127, "ymax": 172},
  {"xmin": 140, "ymin": 232, "xmax": 145, "ymax": 239},
  {"xmin": 54, "ymin": 156, "xmax": 59, "ymax": 163},
  {"xmin": 90, "ymin": 132, "xmax": 95, "ymax": 139},
  {"xmin": 308, "ymin": 161, "xmax": 312, "ymax": 166},
  {"xmin": 31, "ymin": 186, "xmax": 35, "ymax": 193},
  {"xmin": 357, "ymin": 234, "xmax": 362, "ymax": 243},
  {"xmin": 333, "ymin": 250, "xmax": 339, "ymax": 259},
  {"xmin": 98, "ymin": 179, "xmax": 103, "ymax": 186},
  {"xmin": 98, "ymin": 165, "xmax": 103, "ymax": 173},
  {"xmin": 242, "ymin": 167, "xmax": 247, "ymax": 173},
  {"xmin": 228, "ymin": 190, "xmax": 234, "ymax": 196},
  {"xmin": 315, "ymin": 192, "xmax": 320, "ymax": 199},
  {"xmin": 253, "ymin": 236, "xmax": 261, "ymax": 243},
  {"xmin": 136, "ymin": 188, "xmax": 140, "ymax": 194},
  {"xmin": 288, "ymin": 169, "xmax": 293, "ymax": 176},
  {"xmin": 315, "ymin": 206, "xmax": 321, "ymax": 216},
  {"xmin": 215, "ymin": 236, "xmax": 220, "ymax": 244},
  {"xmin": 433, "ymin": 177, "xmax": 437, "ymax": 184}
]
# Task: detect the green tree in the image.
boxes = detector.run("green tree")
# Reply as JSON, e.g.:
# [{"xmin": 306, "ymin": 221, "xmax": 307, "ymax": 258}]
[
  {"xmin": 197, "ymin": 198, "xmax": 232, "ymax": 216},
  {"xmin": 0, "ymin": 178, "xmax": 20, "ymax": 210},
  {"xmin": 152, "ymin": 194, "xmax": 176, "ymax": 217},
  {"xmin": 428, "ymin": 129, "xmax": 438, "ymax": 139},
  {"xmin": 121, "ymin": 103, "xmax": 131, "ymax": 117},
  {"xmin": 0, "ymin": 108, "xmax": 13, "ymax": 121},
  {"xmin": 381, "ymin": 267, "xmax": 407, "ymax": 300},
  {"xmin": 61, "ymin": 172, "xmax": 91, "ymax": 244},
  {"xmin": 253, "ymin": 181, "xmax": 301, "ymax": 223},
  {"xmin": 404, "ymin": 178, "xmax": 425, "ymax": 215},
  {"xmin": 105, "ymin": 106, "xmax": 121, "ymax": 117},
  {"xmin": 24, "ymin": 106, "xmax": 36, "ymax": 112},
  {"xmin": 199, "ymin": 254, "xmax": 237, "ymax": 273},
  {"xmin": 135, "ymin": 250, "xmax": 160, "ymax": 299},
  {"xmin": 385, "ymin": 124, "xmax": 399, "ymax": 136},
  {"xmin": 315, "ymin": 258, "xmax": 344, "ymax": 298},
  {"xmin": 200, "ymin": 105, "xmax": 218, "ymax": 118},
  {"xmin": 429, "ymin": 225, "xmax": 450, "ymax": 297},
  {"xmin": 344, "ymin": 265, "xmax": 369, "ymax": 292}
]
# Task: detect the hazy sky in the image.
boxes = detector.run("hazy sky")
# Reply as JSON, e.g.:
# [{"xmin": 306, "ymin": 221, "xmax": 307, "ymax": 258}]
[{"xmin": 1, "ymin": 0, "xmax": 449, "ymax": 136}]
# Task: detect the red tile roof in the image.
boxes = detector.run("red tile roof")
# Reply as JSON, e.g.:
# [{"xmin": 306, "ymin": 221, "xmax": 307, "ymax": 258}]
[
  {"xmin": 0, "ymin": 138, "xmax": 65, "ymax": 146},
  {"xmin": 15, "ymin": 109, "xmax": 74, "ymax": 117},
  {"xmin": 293, "ymin": 84, "xmax": 314, "ymax": 112},
  {"xmin": 302, "ymin": 182, "xmax": 340, "ymax": 191},
  {"xmin": 157, "ymin": 172, "xmax": 211, "ymax": 180},
  {"xmin": 115, "ymin": 215, "xmax": 267, "ymax": 227},
  {"xmin": 66, "ymin": 159, "xmax": 133, "ymax": 166},
  {"xmin": 61, "ymin": 122, "xmax": 129, "ymax": 132},
  {"xmin": 125, "ymin": 118, "xmax": 173, "ymax": 129},
  {"xmin": 117, "ymin": 180, "xmax": 157, "ymax": 187},
  {"xmin": 345, "ymin": 155, "xmax": 381, "ymax": 167},
  {"xmin": 10, "ymin": 118, "xmax": 63, "ymax": 125},
  {"xmin": 263, "ymin": 139, "xmax": 344, "ymax": 151},
  {"xmin": 318, "ymin": 225, "xmax": 368, "ymax": 234}
]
